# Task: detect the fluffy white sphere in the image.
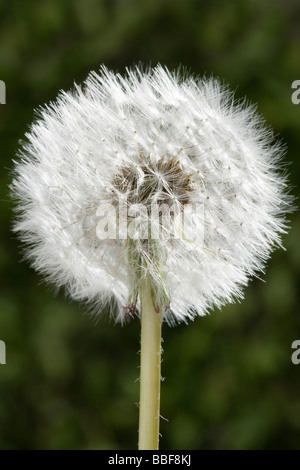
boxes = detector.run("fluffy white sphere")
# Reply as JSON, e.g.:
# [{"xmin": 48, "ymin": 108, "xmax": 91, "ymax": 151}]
[{"xmin": 12, "ymin": 65, "xmax": 292, "ymax": 324}]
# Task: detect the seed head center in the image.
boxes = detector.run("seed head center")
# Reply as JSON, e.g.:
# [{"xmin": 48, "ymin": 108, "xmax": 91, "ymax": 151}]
[{"xmin": 111, "ymin": 156, "xmax": 194, "ymax": 207}]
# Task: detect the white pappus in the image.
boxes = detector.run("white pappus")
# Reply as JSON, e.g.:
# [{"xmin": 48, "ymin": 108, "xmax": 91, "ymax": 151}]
[{"xmin": 11, "ymin": 65, "xmax": 293, "ymax": 325}]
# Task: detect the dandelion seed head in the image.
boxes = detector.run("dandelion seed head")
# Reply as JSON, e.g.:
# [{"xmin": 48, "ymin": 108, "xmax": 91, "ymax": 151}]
[{"xmin": 11, "ymin": 65, "xmax": 293, "ymax": 324}]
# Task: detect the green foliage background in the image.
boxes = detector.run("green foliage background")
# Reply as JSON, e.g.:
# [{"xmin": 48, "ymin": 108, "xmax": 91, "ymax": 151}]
[{"xmin": 0, "ymin": 0, "xmax": 300, "ymax": 450}]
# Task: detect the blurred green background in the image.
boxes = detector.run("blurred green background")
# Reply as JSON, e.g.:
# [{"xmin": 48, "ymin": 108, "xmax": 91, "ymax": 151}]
[{"xmin": 0, "ymin": 0, "xmax": 300, "ymax": 450}]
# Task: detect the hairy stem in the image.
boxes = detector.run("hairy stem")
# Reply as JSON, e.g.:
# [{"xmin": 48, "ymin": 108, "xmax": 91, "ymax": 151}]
[{"xmin": 138, "ymin": 277, "xmax": 162, "ymax": 450}]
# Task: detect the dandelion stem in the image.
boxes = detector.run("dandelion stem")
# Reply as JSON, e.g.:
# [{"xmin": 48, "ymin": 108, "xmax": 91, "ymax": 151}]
[{"xmin": 138, "ymin": 277, "xmax": 162, "ymax": 450}]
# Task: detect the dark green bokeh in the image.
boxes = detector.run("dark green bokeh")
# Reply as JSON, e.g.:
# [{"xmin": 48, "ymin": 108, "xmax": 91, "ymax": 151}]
[{"xmin": 0, "ymin": 0, "xmax": 299, "ymax": 450}]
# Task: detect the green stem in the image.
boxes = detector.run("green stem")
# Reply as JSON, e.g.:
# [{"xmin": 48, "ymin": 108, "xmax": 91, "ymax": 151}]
[{"xmin": 138, "ymin": 277, "xmax": 162, "ymax": 450}]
